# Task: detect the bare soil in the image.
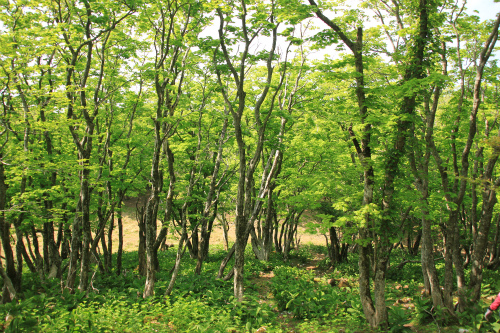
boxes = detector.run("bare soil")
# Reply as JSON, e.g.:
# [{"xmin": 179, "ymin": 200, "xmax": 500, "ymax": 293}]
[{"xmin": 115, "ymin": 198, "xmax": 325, "ymax": 253}]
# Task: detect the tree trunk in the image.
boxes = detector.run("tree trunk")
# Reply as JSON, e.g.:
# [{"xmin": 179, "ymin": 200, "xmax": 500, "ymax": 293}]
[
  {"xmin": 0, "ymin": 158, "xmax": 17, "ymax": 302},
  {"xmin": 217, "ymin": 244, "xmax": 235, "ymax": 279},
  {"xmin": 116, "ymin": 203, "xmax": 124, "ymax": 275},
  {"xmin": 442, "ymin": 222, "xmax": 454, "ymax": 310},
  {"xmin": 165, "ymin": 230, "xmax": 188, "ymax": 296},
  {"xmin": 452, "ymin": 212, "xmax": 466, "ymax": 311},
  {"xmin": 251, "ymin": 194, "xmax": 275, "ymax": 262},
  {"xmin": 409, "ymin": 230, "xmax": 421, "ymax": 257},
  {"xmin": 66, "ymin": 199, "xmax": 82, "ymax": 291},
  {"xmin": 30, "ymin": 226, "xmax": 45, "ymax": 282},
  {"xmin": 0, "ymin": 264, "xmax": 16, "ymax": 303},
  {"xmin": 470, "ymin": 185, "xmax": 498, "ymax": 301},
  {"xmin": 220, "ymin": 214, "xmax": 230, "ymax": 251},
  {"xmin": 78, "ymin": 168, "xmax": 92, "ymax": 292},
  {"xmin": 421, "ymin": 213, "xmax": 445, "ymax": 308},
  {"xmin": 21, "ymin": 235, "xmax": 36, "ymax": 273},
  {"xmin": 45, "ymin": 221, "xmax": 62, "ymax": 279},
  {"xmin": 358, "ymin": 232, "xmax": 376, "ymax": 328},
  {"xmin": 137, "ymin": 205, "xmax": 147, "ymax": 276}
]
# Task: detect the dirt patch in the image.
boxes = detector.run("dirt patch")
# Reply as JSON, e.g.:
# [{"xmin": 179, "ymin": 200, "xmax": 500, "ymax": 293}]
[{"xmin": 113, "ymin": 199, "xmax": 326, "ymax": 253}]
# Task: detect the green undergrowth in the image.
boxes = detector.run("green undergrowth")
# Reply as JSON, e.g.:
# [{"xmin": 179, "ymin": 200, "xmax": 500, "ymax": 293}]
[
  {"xmin": 0, "ymin": 245, "xmax": 495, "ymax": 332},
  {"xmin": 271, "ymin": 266, "xmax": 363, "ymax": 321}
]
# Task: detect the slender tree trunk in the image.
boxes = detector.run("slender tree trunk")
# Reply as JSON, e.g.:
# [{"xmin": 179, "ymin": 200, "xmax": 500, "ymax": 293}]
[
  {"xmin": 66, "ymin": 199, "xmax": 82, "ymax": 291},
  {"xmin": 452, "ymin": 213, "xmax": 466, "ymax": 310},
  {"xmin": 0, "ymin": 264, "xmax": 16, "ymax": 302},
  {"xmin": 165, "ymin": 231, "xmax": 188, "ymax": 296},
  {"xmin": 307, "ymin": 2, "xmax": 379, "ymax": 325},
  {"xmin": 78, "ymin": 167, "xmax": 92, "ymax": 292},
  {"xmin": 274, "ymin": 214, "xmax": 282, "ymax": 253},
  {"xmin": 470, "ymin": 181, "xmax": 498, "ymax": 301},
  {"xmin": 137, "ymin": 205, "xmax": 147, "ymax": 276},
  {"xmin": 251, "ymin": 191, "xmax": 275, "ymax": 261},
  {"xmin": 442, "ymin": 223, "xmax": 454, "ymax": 309},
  {"xmin": 61, "ymin": 221, "xmax": 71, "ymax": 261},
  {"xmin": 142, "ymin": 110, "xmax": 162, "ymax": 296},
  {"xmin": 408, "ymin": 76, "xmax": 445, "ymax": 309},
  {"xmin": 30, "ymin": 226, "xmax": 45, "ymax": 281},
  {"xmin": 0, "ymin": 158, "xmax": 16, "ymax": 302},
  {"xmin": 466, "ymin": 16, "xmax": 500, "ymax": 301},
  {"xmin": 217, "ymin": 244, "xmax": 235, "ymax": 279},
  {"xmin": 45, "ymin": 221, "xmax": 61, "ymax": 279},
  {"xmin": 220, "ymin": 214, "xmax": 229, "ymax": 251},
  {"xmin": 358, "ymin": 230, "xmax": 376, "ymax": 328},
  {"xmin": 421, "ymin": 212, "xmax": 445, "ymax": 307},
  {"xmin": 116, "ymin": 203, "xmax": 124, "ymax": 275},
  {"xmin": 21, "ymin": 236, "xmax": 36, "ymax": 273}
]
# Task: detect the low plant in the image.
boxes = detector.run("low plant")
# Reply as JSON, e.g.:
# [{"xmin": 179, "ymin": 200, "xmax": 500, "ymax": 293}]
[
  {"xmin": 228, "ymin": 294, "xmax": 276, "ymax": 331},
  {"xmin": 388, "ymin": 306, "xmax": 412, "ymax": 333},
  {"xmin": 271, "ymin": 265, "xmax": 360, "ymax": 321}
]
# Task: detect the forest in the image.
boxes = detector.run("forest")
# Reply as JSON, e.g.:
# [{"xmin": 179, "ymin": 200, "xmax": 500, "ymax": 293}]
[{"xmin": 1, "ymin": 0, "xmax": 500, "ymax": 331}]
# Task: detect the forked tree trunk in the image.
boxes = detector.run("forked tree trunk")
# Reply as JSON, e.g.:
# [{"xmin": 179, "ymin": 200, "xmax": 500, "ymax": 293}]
[
  {"xmin": 45, "ymin": 221, "xmax": 62, "ymax": 279},
  {"xmin": 308, "ymin": 0, "xmax": 380, "ymax": 326},
  {"xmin": 283, "ymin": 211, "xmax": 302, "ymax": 261},
  {"xmin": 30, "ymin": 226, "xmax": 45, "ymax": 282}
]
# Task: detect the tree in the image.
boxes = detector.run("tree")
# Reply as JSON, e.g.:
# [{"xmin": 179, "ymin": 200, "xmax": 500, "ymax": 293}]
[
  {"xmin": 308, "ymin": 0, "xmax": 433, "ymax": 328},
  {"xmin": 136, "ymin": 0, "xmax": 206, "ymax": 297},
  {"xmin": 54, "ymin": 0, "xmax": 135, "ymax": 292},
  {"xmin": 214, "ymin": 0, "xmax": 288, "ymax": 300}
]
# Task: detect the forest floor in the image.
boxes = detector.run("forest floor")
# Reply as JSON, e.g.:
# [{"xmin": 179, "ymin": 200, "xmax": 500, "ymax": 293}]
[
  {"xmin": 6, "ymin": 197, "xmax": 477, "ymax": 332},
  {"xmin": 113, "ymin": 198, "xmax": 469, "ymax": 333},
  {"xmin": 0, "ymin": 195, "xmax": 482, "ymax": 333}
]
